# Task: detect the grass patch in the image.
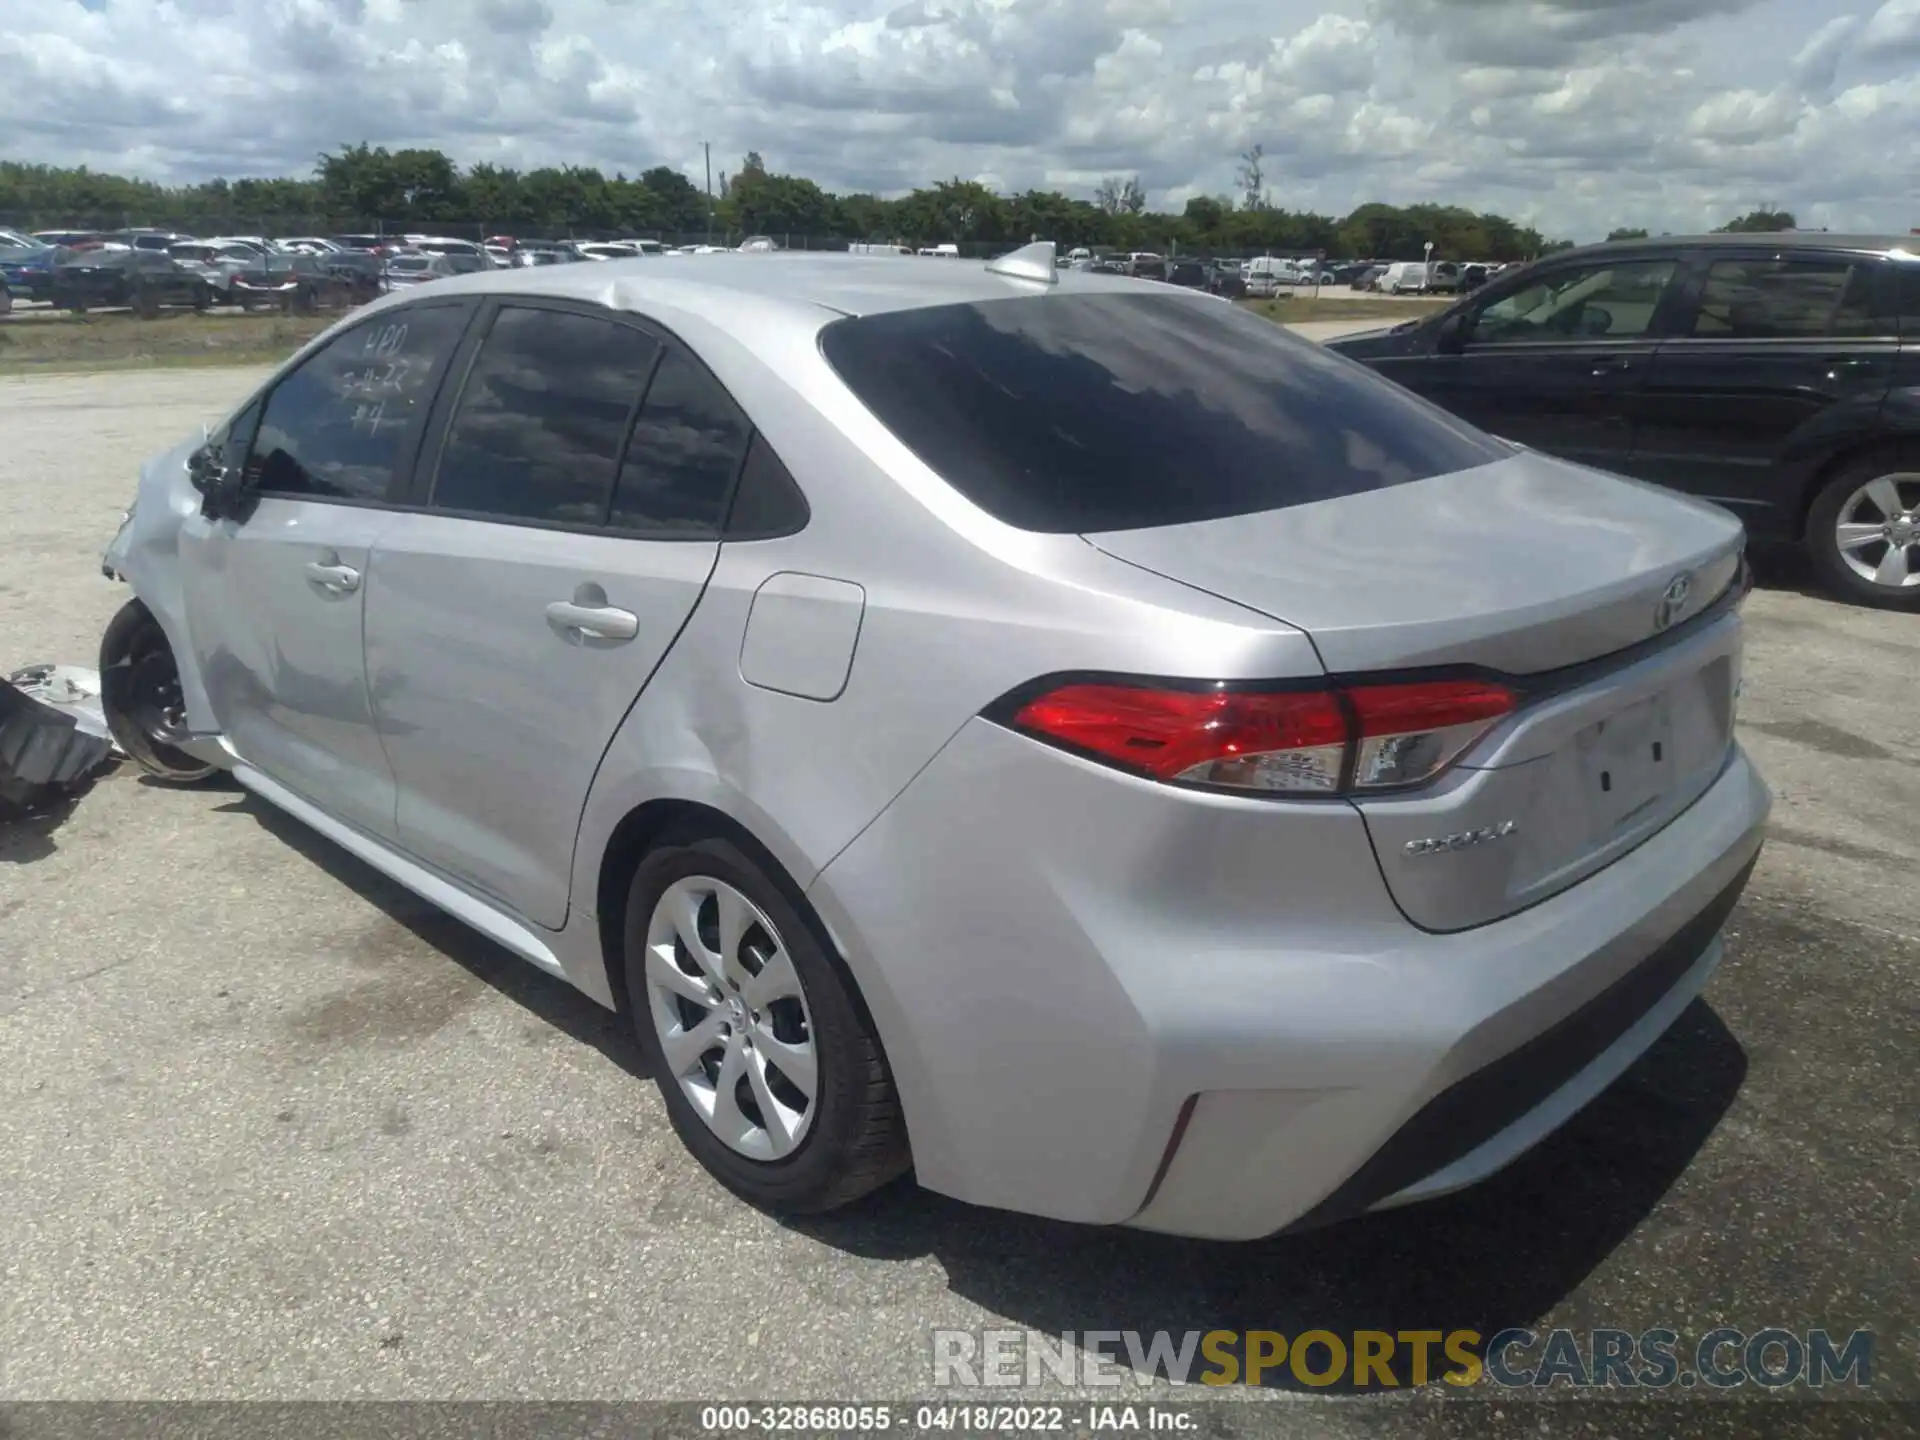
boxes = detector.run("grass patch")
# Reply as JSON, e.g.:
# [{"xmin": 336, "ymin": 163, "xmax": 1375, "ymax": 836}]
[
  {"xmin": 1239, "ymin": 295, "xmax": 1453, "ymax": 323},
  {"xmin": 0, "ymin": 309, "xmax": 336, "ymax": 376}
]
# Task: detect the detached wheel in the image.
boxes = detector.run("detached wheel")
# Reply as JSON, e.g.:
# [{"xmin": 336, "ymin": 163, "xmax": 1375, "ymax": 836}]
[
  {"xmin": 1807, "ymin": 452, "xmax": 1920, "ymax": 610},
  {"xmin": 99, "ymin": 600, "xmax": 217, "ymax": 784},
  {"xmin": 623, "ymin": 835, "xmax": 909, "ymax": 1213}
]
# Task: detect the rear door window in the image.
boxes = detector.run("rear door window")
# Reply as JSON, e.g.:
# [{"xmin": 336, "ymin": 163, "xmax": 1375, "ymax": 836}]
[
  {"xmin": 819, "ymin": 292, "xmax": 1506, "ymax": 534},
  {"xmin": 1896, "ymin": 261, "xmax": 1920, "ymax": 341},
  {"xmin": 1688, "ymin": 257, "xmax": 1892, "ymax": 338},
  {"xmin": 607, "ymin": 347, "xmax": 753, "ymax": 534},
  {"xmin": 430, "ymin": 305, "xmax": 661, "ymax": 525}
]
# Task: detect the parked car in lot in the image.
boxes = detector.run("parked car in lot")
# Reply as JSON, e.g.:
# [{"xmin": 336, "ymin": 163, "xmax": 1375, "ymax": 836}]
[
  {"xmin": 1165, "ymin": 259, "xmax": 1209, "ymax": 290},
  {"xmin": 1351, "ymin": 264, "xmax": 1387, "ymax": 292},
  {"xmin": 574, "ymin": 241, "xmax": 643, "ymax": 261},
  {"xmin": 52, "ymin": 248, "xmax": 213, "ymax": 315},
  {"xmin": 331, "ymin": 234, "xmax": 405, "ymax": 256},
  {"xmin": 1458, "ymin": 262, "xmax": 1493, "ymax": 293},
  {"xmin": 98, "ymin": 246, "xmax": 1769, "ymax": 1237},
  {"xmin": 230, "ymin": 253, "xmax": 380, "ymax": 312},
  {"xmin": 32, "ymin": 230, "xmax": 103, "ymax": 249},
  {"xmin": 1426, "ymin": 262, "xmax": 1463, "ymax": 295},
  {"xmin": 1, "ymin": 242, "xmax": 63, "ymax": 302},
  {"xmin": 1206, "ymin": 259, "xmax": 1248, "ymax": 298},
  {"xmin": 1378, "ymin": 261, "xmax": 1430, "ymax": 294},
  {"xmin": 102, "ymin": 228, "xmax": 195, "ymax": 253},
  {"xmin": 1243, "ymin": 256, "xmax": 1307, "ymax": 296},
  {"xmin": 382, "ymin": 254, "xmax": 458, "ymax": 288},
  {"xmin": 167, "ymin": 241, "xmax": 263, "ymax": 300},
  {"xmin": 1330, "ymin": 232, "xmax": 1920, "ymax": 608}
]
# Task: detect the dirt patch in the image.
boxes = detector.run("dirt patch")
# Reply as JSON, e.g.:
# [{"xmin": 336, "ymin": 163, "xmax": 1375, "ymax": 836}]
[{"xmin": 0, "ymin": 308, "xmax": 337, "ymax": 375}]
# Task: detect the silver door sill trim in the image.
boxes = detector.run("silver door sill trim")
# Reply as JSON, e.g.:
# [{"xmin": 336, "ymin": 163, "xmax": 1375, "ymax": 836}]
[{"xmin": 230, "ymin": 761, "xmax": 568, "ymax": 981}]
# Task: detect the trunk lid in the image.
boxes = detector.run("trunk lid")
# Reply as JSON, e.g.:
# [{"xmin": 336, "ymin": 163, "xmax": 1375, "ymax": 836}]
[
  {"xmin": 1087, "ymin": 452, "xmax": 1749, "ymax": 931},
  {"xmin": 1084, "ymin": 450, "xmax": 1744, "ymax": 676}
]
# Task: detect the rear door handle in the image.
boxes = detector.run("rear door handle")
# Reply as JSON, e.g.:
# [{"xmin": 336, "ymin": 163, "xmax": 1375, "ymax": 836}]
[
  {"xmin": 1590, "ymin": 357, "xmax": 1634, "ymax": 376},
  {"xmin": 304, "ymin": 561, "xmax": 360, "ymax": 594},
  {"xmin": 546, "ymin": 600, "xmax": 638, "ymax": 641}
]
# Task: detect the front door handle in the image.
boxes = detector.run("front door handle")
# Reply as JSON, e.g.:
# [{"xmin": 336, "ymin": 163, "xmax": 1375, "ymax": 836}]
[
  {"xmin": 1590, "ymin": 357, "xmax": 1634, "ymax": 376},
  {"xmin": 546, "ymin": 600, "xmax": 638, "ymax": 641},
  {"xmin": 304, "ymin": 561, "xmax": 360, "ymax": 594}
]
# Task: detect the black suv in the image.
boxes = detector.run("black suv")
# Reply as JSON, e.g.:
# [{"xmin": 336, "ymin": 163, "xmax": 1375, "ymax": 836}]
[{"xmin": 1329, "ymin": 234, "xmax": 1920, "ymax": 608}]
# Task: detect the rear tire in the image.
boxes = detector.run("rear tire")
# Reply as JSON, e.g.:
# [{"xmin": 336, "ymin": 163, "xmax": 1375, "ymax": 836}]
[
  {"xmin": 99, "ymin": 600, "xmax": 218, "ymax": 784},
  {"xmin": 1805, "ymin": 450, "xmax": 1920, "ymax": 611},
  {"xmin": 622, "ymin": 834, "xmax": 909, "ymax": 1213}
]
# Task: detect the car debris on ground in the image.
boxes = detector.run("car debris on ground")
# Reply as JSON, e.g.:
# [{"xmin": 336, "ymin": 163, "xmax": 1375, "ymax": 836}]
[{"xmin": 0, "ymin": 664, "xmax": 120, "ymax": 816}]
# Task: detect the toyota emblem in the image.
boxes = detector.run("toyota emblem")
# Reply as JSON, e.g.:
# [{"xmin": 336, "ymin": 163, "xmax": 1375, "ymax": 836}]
[{"xmin": 1654, "ymin": 572, "xmax": 1693, "ymax": 632}]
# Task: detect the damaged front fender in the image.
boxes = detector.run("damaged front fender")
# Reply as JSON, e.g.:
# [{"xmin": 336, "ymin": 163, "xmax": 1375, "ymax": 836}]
[{"xmin": 107, "ymin": 432, "xmax": 220, "ymax": 735}]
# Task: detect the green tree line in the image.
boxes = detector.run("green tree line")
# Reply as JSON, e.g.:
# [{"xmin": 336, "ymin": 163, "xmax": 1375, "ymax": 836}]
[{"xmin": 0, "ymin": 146, "xmax": 1783, "ymax": 259}]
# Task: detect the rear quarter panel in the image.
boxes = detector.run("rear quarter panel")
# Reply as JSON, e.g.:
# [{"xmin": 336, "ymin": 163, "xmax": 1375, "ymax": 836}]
[{"xmin": 564, "ymin": 298, "xmax": 1324, "ymax": 1143}]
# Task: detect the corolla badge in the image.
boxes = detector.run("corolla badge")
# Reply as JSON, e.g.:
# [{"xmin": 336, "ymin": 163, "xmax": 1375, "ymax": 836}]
[
  {"xmin": 1653, "ymin": 572, "xmax": 1694, "ymax": 632},
  {"xmin": 1403, "ymin": 820, "xmax": 1518, "ymax": 858}
]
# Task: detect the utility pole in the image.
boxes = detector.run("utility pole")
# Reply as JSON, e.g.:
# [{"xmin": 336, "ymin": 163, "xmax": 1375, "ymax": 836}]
[{"xmin": 703, "ymin": 141, "xmax": 714, "ymax": 245}]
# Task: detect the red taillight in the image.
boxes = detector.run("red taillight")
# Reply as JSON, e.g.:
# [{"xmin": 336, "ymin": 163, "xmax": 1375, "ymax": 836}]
[
  {"xmin": 1346, "ymin": 679, "xmax": 1516, "ymax": 790},
  {"xmin": 1006, "ymin": 677, "xmax": 1515, "ymax": 796}
]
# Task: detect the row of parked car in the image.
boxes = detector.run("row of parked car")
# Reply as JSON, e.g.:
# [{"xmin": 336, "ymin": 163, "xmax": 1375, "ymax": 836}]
[
  {"xmin": 0, "ymin": 227, "xmax": 792, "ymax": 316},
  {"xmin": 0, "ymin": 228, "xmax": 388, "ymax": 315},
  {"xmin": 1042, "ymin": 250, "xmax": 1514, "ymax": 299}
]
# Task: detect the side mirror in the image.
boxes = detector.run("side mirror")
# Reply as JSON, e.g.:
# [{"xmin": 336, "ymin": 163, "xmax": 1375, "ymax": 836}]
[
  {"xmin": 1433, "ymin": 311, "xmax": 1468, "ymax": 354},
  {"xmin": 190, "ymin": 446, "xmax": 254, "ymax": 522}
]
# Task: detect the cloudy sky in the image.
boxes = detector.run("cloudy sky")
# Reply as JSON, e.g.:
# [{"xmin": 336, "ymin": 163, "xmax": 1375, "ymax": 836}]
[{"xmin": 3, "ymin": 0, "xmax": 1918, "ymax": 239}]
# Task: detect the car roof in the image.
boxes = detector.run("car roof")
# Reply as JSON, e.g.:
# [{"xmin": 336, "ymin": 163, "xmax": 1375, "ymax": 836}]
[
  {"xmin": 1571, "ymin": 232, "xmax": 1920, "ymax": 259},
  {"xmin": 398, "ymin": 250, "xmax": 1169, "ymax": 324}
]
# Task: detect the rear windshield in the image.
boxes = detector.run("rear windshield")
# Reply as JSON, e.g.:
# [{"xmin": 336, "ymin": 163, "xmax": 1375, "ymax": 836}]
[{"xmin": 819, "ymin": 293, "xmax": 1504, "ymax": 533}]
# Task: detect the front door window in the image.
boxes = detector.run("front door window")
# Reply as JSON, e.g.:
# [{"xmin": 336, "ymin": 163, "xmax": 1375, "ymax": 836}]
[{"xmin": 1469, "ymin": 260, "xmax": 1679, "ymax": 344}]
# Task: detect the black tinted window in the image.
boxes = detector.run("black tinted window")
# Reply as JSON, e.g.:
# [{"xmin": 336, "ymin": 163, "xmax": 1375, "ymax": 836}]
[
  {"xmin": 820, "ymin": 293, "xmax": 1507, "ymax": 533},
  {"xmin": 1896, "ymin": 262, "xmax": 1920, "ymax": 340},
  {"xmin": 724, "ymin": 433, "xmax": 810, "ymax": 537},
  {"xmin": 1691, "ymin": 257, "xmax": 1886, "ymax": 338},
  {"xmin": 608, "ymin": 348, "xmax": 751, "ymax": 533},
  {"xmin": 251, "ymin": 304, "xmax": 468, "ymax": 502},
  {"xmin": 432, "ymin": 307, "xmax": 659, "ymax": 524},
  {"xmin": 1471, "ymin": 259, "xmax": 1677, "ymax": 344}
]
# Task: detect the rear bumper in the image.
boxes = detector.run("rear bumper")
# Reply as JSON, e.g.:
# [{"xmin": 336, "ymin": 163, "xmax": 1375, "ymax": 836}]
[
  {"xmin": 1132, "ymin": 751, "xmax": 1767, "ymax": 1240},
  {"xmin": 1290, "ymin": 854, "xmax": 1749, "ymax": 1229},
  {"xmin": 811, "ymin": 719, "xmax": 1769, "ymax": 1239}
]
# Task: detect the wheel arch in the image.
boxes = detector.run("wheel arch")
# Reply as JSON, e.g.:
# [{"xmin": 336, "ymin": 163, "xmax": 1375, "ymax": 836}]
[
  {"xmin": 591, "ymin": 798, "xmax": 890, "ymax": 1051},
  {"xmin": 1795, "ymin": 434, "xmax": 1920, "ymax": 539}
]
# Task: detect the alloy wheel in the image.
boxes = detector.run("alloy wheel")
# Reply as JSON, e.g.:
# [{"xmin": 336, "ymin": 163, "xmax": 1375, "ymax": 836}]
[
  {"xmin": 1834, "ymin": 472, "xmax": 1920, "ymax": 591},
  {"xmin": 643, "ymin": 875, "xmax": 818, "ymax": 1161}
]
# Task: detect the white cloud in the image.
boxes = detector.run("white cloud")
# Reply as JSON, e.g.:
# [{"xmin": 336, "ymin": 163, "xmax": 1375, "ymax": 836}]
[
  {"xmin": 1860, "ymin": 0, "xmax": 1920, "ymax": 59},
  {"xmin": 0, "ymin": 0, "xmax": 1914, "ymax": 241}
]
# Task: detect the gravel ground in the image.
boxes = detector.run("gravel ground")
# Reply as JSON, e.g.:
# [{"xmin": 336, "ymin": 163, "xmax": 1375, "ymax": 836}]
[{"xmin": 1, "ymin": 355, "xmax": 1915, "ymax": 1435}]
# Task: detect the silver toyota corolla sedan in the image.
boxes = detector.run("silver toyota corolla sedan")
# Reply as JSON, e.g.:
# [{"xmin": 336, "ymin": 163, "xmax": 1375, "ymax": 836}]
[{"xmin": 98, "ymin": 245, "xmax": 1769, "ymax": 1239}]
